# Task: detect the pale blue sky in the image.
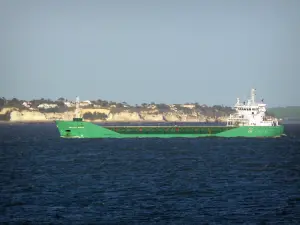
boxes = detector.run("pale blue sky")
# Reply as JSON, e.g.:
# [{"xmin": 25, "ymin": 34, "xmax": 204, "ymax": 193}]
[{"xmin": 0, "ymin": 0, "xmax": 299, "ymax": 107}]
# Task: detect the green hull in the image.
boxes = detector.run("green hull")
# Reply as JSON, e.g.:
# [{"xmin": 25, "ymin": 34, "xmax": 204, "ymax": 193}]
[{"xmin": 55, "ymin": 120, "xmax": 284, "ymax": 138}]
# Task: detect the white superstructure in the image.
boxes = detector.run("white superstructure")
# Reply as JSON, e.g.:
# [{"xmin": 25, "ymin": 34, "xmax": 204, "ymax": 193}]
[{"xmin": 227, "ymin": 89, "xmax": 279, "ymax": 127}]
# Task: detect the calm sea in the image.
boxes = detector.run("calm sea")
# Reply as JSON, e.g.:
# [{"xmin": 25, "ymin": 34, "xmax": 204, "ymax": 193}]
[{"xmin": 0, "ymin": 123, "xmax": 300, "ymax": 224}]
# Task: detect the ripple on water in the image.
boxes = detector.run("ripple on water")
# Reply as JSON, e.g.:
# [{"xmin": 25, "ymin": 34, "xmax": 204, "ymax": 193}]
[{"xmin": 0, "ymin": 123, "xmax": 300, "ymax": 224}]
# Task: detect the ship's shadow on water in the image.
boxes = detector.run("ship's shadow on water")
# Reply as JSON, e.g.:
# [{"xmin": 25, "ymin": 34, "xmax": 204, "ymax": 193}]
[{"xmin": 0, "ymin": 123, "xmax": 300, "ymax": 224}]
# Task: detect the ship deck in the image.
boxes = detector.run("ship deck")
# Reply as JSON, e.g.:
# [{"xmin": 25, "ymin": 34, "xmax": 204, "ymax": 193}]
[{"xmin": 103, "ymin": 126, "xmax": 237, "ymax": 135}]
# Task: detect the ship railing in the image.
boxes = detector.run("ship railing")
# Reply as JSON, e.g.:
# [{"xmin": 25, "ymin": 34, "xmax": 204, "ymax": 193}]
[
  {"xmin": 260, "ymin": 120, "xmax": 278, "ymax": 126},
  {"xmin": 226, "ymin": 117, "xmax": 249, "ymax": 126},
  {"xmin": 227, "ymin": 117, "xmax": 248, "ymax": 122}
]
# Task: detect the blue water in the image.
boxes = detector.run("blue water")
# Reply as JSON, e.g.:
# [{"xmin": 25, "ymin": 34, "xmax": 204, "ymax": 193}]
[{"xmin": 0, "ymin": 123, "xmax": 300, "ymax": 224}]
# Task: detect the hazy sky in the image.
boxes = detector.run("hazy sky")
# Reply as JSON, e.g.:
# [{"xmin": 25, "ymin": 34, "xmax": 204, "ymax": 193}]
[{"xmin": 0, "ymin": 0, "xmax": 299, "ymax": 107}]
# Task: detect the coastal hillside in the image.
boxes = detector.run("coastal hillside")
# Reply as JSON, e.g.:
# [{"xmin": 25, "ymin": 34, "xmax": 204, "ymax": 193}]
[
  {"xmin": 0, "ymin": 97, "xmax": 235, "ymax": 122},
  {"xmin": 268, "ymin": 106, "xmax": 300, "ymax": 124},
  {"xmin": 268, "ymin": 106, "xmax": 300, "ymax": 119}
]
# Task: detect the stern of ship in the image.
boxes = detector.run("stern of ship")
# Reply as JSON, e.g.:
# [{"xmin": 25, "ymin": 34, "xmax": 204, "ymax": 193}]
[{"xmin": 216, "ymin": 125, "xmax": 284, "ymax": 138}]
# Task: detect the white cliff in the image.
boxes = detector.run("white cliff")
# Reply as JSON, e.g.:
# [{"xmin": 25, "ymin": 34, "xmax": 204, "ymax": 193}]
[{"xmin": 0, "ymin": 107, "xmax": 228, "ymax": 123}]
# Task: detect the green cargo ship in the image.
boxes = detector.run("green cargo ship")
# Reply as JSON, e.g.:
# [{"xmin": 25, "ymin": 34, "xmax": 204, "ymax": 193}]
[{"xmin": 55, "ymin": 89, "xmax": 284, "ymax": 138}]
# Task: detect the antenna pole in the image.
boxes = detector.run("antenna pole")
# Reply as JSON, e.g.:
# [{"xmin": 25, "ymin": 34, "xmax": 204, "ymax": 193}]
[
  {"xmin": 251, "ymin": 88, "xmax": 256, "ymax": 103},
  {"xmin": 74, "ymin": 96, "xmax": 80, "ymax": 118}
]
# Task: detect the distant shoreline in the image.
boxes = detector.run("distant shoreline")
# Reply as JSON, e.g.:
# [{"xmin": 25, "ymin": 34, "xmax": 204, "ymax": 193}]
[
  {"xmin": 0, "ymin": 120, "xmax": 55, "ymax": 124},
  {"xmin": 281, "ymin": 121, "xmax": 300, "ymax": 125},
  {"xmin": 0, "ymin": 120, "xmax": 225, "ymax": 124},
  {"xmin": 1, "ymin": 120, "xmax": 299, "ymax": 126}
]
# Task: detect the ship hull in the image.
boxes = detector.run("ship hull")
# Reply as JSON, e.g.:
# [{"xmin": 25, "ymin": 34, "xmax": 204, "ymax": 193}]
[{"xmin": 55, "ymin": 121, "xmax": 284, "ymax": 138}]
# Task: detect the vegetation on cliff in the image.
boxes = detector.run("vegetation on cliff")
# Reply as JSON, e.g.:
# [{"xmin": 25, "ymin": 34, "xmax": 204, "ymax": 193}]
[
  {"xmin": 0, "ymin": 111, "xmax": 10, "ymax": 121},
  {"xmin": 1, "ymin": 97, "xmax": 235, "ymax": 115},
  {"xmin": 83, "ymin": 112, "xmax": 108, "ymax": 120},
  {"xmin": 2, "ymin": 96, "xmax": 284, "ymax": 122}
]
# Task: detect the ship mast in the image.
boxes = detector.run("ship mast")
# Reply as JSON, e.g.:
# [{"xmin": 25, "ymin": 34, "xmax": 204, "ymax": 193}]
[
  {"xmin": 251, "ymin": 88, "xmax": 256, "ymax": 104},
  {"xmin": 74, "ymin": 96, "xmax": 81, "ymax": 118}
]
